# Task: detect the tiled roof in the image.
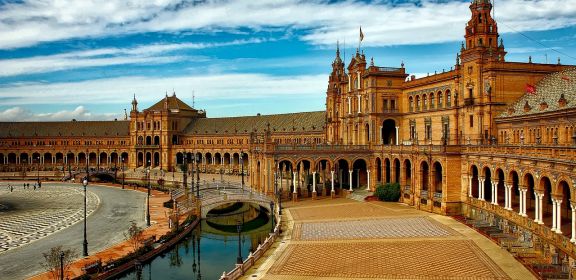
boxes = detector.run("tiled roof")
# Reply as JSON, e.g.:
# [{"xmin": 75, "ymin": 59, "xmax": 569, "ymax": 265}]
[
  {"xmin": 146, "ymin": 94, "xmax": 195, "ymax": 111},
  {"xmin": 498, "ymin": 67, "xmax": 576, "ymax": 118},
  {"xmin": 184, "ymin": 111, "xmax": 326, "ymax": 135},
  {"xmin": 0, "ymin": 121, "xmax": 130, "ymax": 138}
]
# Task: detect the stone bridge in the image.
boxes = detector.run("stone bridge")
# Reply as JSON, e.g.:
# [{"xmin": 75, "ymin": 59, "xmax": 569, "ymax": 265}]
[{"xmin": 173, "ymin": 182, "xmax": 273, "ymax": 218}]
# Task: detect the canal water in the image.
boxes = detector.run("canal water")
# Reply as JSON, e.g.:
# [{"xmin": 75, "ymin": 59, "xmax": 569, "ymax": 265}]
[{"xmin": 117, "ymin": 203, "xmax": 272, "ymax": 280}]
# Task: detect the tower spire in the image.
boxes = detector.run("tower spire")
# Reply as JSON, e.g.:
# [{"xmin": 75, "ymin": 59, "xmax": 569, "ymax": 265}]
[{"xmin": 131, "ymin": 94, "xmax": 138, "ymax": 112}]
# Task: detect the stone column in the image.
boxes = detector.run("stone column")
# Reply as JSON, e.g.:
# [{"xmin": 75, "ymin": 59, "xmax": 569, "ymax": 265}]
[
  {"xmin": 366, "ymin": 170, "xmax": 371, "ymax": 191},
  {"xmin": 357, "ymin": 95, "xmax": 361, "ymax": 113},
  {"xmin": 292, "ymin": 171, "xmax": 298, "ymax": 202},
  {"xmin": 312, "ymin": 171, "xmax": 317, "ymax": 193},
  {"xmin": 551, "ymin": 199, "xmax": 557, "ymax": 230},
  {"xmin": 331, "ymin": 170, "xmax": 335, "ymax": 198},
  {"xmin": 534, "ymin": 192, "xmax": 540, "ymax": 223},
  {"xmin": 504, "ymin": 184, "xmax": 511, "ymax": 210},
  {"xmin": 478, "ymin": 178, "xmax": 485, "ymax": 201},
  {"xmin": 349, "ymin": 170, "xmax": 353, "ymax": 191},
  {"xmin": 468, "ymin": 176, "xmax": 473, "ymax": 198},
  {"xmin": 571, "ymin": 202, "xmax": 576, "ymax": 243},
  {"xmin": 347, "ymin": 97, "xmax": 351, "ymax": 114},
  {"xmin": 492, "ymin": 181, "xmax": 498, "ymax": 205},
  {"xmin": 520, "ymin": 189, "xmax": 527, "ymax": 217},
  {"xmin": 537, "ymin": 193, "xmax": 544, "ymax": 224},
  {"xmin": 395, "ymin": 126, "xmax": 399, "ymax": 145},
  {"xmin": 556, "ymin": 199, "xmax": 562, "ymax": 234},
  {"xmin": 293, "ymin": 172, "xmax": 297, "ymax": 194}
]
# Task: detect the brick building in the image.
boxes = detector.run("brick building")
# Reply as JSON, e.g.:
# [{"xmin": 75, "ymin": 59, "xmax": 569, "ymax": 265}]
[{"xmin": 1, "ymin": 0, "xmax": 576, "ymax": 262}]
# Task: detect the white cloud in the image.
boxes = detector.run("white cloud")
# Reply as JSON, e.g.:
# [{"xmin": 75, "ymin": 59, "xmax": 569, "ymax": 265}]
[
  {"xmin": 0, "ymin": 0, "xmax": 575, "ymax": 49},
  {"xmin": 0, "ymin": 106, "xmax": 122, "ymax": 121},
  {"xmin": 0, "ymin": 73, "xmax": 327, "ymax": 107},
  {"xmin": 0, "ymin": 38, "xmax": 267, "ymax": 77}
]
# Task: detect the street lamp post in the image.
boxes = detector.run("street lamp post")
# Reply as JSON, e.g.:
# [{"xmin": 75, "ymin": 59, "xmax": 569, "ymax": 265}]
[
  {"xmin": 270, "ymin": 201, "xmax": 275, "ymax": 233},
  {"xmin": 146, "ymin": 163, "xmax": 151, "ymax": 227},
  {"xmin": 36, "ymin": 156, "xmax": 40, "ymax": 186},
  {"xmin": 183, "ymin": 152, "xmax": 188, "ymax": 190},
  {"xmin": 67, "ymin": 151, "xmax": 72, "ymax": 181},
  {"xmin": 82, "ymin": 178, "xmax": 88, "ymax": 256},
  {"xmin": 121, "ymin": 157, "xmax": 125, "ymax": 189},
  {"xmin": 236, "ymin": 220, "xmax": 242, "ymax": 264},
  {"xmin": 196, "ymin": 154, "xmax": 200, "ymax": 198},
  {"xmin": 240, "ymin": 151, "xmax": 244, "ymax": 191},
  {"xmin": 59, "ymin": 251, "xmax": 65, "ymax": 280},
  {"xmin": 190, "ymin": 153, "xmax": 195, "ymax": 197}
]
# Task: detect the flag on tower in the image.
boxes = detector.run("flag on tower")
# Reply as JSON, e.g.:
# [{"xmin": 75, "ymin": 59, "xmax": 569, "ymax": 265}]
[{"xmin": 360, "ymin": 26, "xmax": 364, "ymax": 42}]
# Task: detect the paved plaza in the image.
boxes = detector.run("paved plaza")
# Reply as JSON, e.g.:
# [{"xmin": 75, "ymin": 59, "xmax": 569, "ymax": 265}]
[
  {"xmin": 0, "ymin": 182, "xmax": 146, "ymax": 280},
  {"xmin": 0, "ymin": 185, "xmax": 99, "ymax": 252},
  {"xmin": 244, "ymin": 198, "xmax": 536, "ymax": 280}
]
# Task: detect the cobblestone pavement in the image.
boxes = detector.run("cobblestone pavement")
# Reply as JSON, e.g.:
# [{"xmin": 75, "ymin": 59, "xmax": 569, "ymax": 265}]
[
  {"xmin": 268, "ymin": 240, "xmax": 510, "ymax": 280},
  {"xmin": 289, "ymin": 202, "xmax": 413, "ymax": 221},
  {"xmin": 0, "ymin": 182, "xmax": 146, "ymax": 280},
  {"xmin": 0, "ymin": 186, "xmax": 99, "ymax": 253},
  {"xmin": 245, "ymin": 198, "xmax": 535, "ymax": 280},
  {"xmin": 293, "ymin": 216, "xmax": 459, "ymax": 241}
]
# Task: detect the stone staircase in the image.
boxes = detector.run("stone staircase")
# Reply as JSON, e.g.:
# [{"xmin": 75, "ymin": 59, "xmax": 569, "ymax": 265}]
[{"xmin": 348, "ymin": 189, "xmax": 373, "ymax": 202}]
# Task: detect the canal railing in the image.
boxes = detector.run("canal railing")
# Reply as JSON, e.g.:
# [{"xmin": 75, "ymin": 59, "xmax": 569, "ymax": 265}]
[
  {"xmin": 171, "ymin": 182, "xmax": 274, "ymax": 218},
  {"xmin": 219, "ymin": 209, "xmax": 282, "ymax": 280}
]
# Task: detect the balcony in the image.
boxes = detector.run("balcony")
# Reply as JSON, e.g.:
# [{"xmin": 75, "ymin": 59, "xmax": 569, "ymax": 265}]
[
  {"xmin": 464, "ymin": 98, "xmax": 474, "ymax": 106},
  {"xmin": 462, "ymin": 144, "xmax": 576, "ymax": 162},
  {"xmin": 135, "ymin": 144, "xmax": 160, "ymax": 149}
]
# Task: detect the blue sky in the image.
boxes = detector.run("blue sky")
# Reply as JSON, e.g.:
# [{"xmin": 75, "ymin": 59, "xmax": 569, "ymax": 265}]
[{"xmin": 0, "ymin": 0, "xmax": 575, "ymax": 121}]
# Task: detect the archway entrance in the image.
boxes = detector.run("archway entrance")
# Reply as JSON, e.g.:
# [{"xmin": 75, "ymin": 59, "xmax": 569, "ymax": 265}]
[
  {"xmin": 352, "ymin": 159, "xmax": 368, "ymax": 189},
  {"xmin": 382, "ymin": 119, "xmax": 396, "ymax": 145}
]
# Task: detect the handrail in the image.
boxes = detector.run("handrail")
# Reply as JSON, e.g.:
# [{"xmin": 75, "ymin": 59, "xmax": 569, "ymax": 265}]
[{"xmin": 219, "ymin": 207, "xmax": 282, "ymax": 280}]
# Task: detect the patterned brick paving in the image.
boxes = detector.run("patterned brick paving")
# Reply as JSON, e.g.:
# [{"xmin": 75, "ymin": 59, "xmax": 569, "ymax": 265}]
[
  {"xmin": 268, "ymin": 240, "xmax": 510, "ymax": 280},
  {"xmin": 293, "ymin": 217, "xmax": 460, "ymax": 241},
  {"xmin": 0, "ymin": 186, "xmax": 99, "ymax": 253},
  {"xmin": 289, "ymin": 202, "xmax": 408, "ymax": 221}
]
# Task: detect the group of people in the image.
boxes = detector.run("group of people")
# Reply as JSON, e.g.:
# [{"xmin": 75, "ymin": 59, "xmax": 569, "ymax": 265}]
[{"xmin": 5, "ymin": 182, "xmax": 41, "ymax": 192}]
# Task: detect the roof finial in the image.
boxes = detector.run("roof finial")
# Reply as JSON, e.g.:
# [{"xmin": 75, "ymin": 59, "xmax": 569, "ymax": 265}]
[
  {"xmin": 192, "ymin": 90, "xmax": 195, "ymax": 108},
  {"xmin": 173, "ymin": 88, "xmax": 176, "ymax": 97},
  {"xmin": 370, "ymin": 57, "xmax": 374, "ymax": 67},
  {"xmin": 124, "ymin": 109, "xmax": 128, "ymax": 120}
]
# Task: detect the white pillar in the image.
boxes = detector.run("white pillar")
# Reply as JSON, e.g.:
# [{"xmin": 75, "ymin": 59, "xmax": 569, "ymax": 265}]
[
  {"xmin": 366, "ymin": 170, "xmax": 371, "ymax": 191},
  {"xmin": 348, "ymin": 170, "xmax": 353, "ymax": 191},
  {"xmin": 537, "ymin": 193, "xmax": 544, "ymax": 224},
  {"xmin": 504, "ymin": 184, "xmax": 511, "ymax": 210},
  {"xmin": 520, "ymin": 189, "xmax": 527, "ymax": 217},
  {"xmin": 312, "ymin": 171, "xmax": 317, "ymax": 193},
  {"xmin": 551, "ymin": 199, "xmax": 557, "ymax": 230},
  {"xmin": 395, "ymin": 126, "xmax": 399, "ymax": 145},
  {"xmin": 348, "ymin": 73, "xmax": 351, "ymax": 92},
  {"xmin": 556, "ymin": 199, "xmax": 562, "ymax": 234},
  {"xmin": 478, "ymin": 178, "xmax": 485, "ymax": 201},
  {"xmin": 468, "ymin": 176, "xmax": 473, "ymax": 198},
  {"xmin": 570, "ymin": 203, "xmax": 576, "ymax": 243},
  {"xmin": 534, "ymin": 192, "xmax": 540, "ymax": 223},
  {"xmin": 491, "ymin": 181, "xmax": 497, "ymax": 205},
  {"xmin": 347, "ymin": 97, "xmax": 351, "ymax": 114},
  {"xmin": 331, "ymin": 171, "xmax": 335, "ymax": 193},
  {"xmin": 293, "ymin": 172, "xmax": 297, "ymax": 194},
  {"xmin": 357, "ymin": 71, "xmax": 361, "ymax": 90},
  {"xmin": 357, "ymin": 95, "xmax": 361, "ymax": 113}
]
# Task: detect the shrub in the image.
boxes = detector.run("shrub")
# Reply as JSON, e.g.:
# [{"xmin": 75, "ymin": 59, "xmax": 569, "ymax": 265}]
[{"xmin": 374, "ymin": 183, "xmax": 401, "ymax": 202}]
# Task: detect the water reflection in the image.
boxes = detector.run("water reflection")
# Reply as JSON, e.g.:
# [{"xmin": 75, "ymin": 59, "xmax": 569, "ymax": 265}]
[{"xmin": 118, "ymin": 203, "xmax": 272, "ymax": 280}]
